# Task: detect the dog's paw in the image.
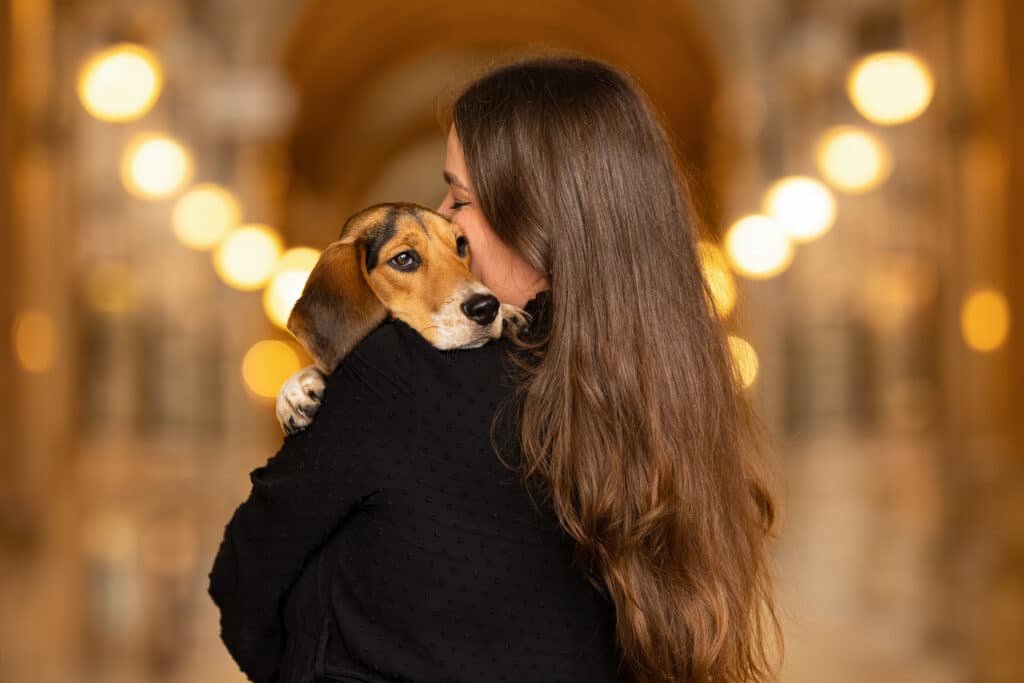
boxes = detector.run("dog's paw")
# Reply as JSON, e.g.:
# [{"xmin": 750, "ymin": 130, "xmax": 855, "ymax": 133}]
[
  {"xmin": 276, "ymin": 365, "xmax": 326, "ymax": 435},
  {"xmin": 500, "ymin": 303, "xmax": 532, "ymax": 333}
]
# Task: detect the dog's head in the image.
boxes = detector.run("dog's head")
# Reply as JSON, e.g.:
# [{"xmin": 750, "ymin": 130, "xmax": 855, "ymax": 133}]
[{"xmin": 287, "ymin": 202, "xmax": 523, "ymax": 373}]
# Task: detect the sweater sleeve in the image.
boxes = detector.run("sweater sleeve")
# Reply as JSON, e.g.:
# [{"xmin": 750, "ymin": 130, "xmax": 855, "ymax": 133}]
[{"xmin": 207, "ymin": 323, "xmax": 418, "ymax": 683}]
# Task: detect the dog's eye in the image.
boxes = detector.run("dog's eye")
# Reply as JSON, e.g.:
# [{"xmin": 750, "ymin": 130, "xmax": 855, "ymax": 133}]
[
  {"xmin": 388, "ymin": 250, "xmax": 420, "ymax": 271},
  {"xmin": 456, "ymin": 236, "xmax": 469, "ymax": 258}
]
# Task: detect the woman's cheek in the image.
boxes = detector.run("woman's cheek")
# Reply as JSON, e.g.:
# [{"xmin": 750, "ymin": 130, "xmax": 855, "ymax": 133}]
[{"xmin": 469, "ymin": 249, "xmax": 486, "ymax": 281}]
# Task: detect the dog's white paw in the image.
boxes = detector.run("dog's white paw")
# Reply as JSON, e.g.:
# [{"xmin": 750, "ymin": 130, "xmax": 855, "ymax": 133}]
[
  {"xmin": 276, "ymin": 365, "xmax": 326, "ymax": 435},
  {"xmin": 500, "ymin": 303, "xmax": 531, "ymax": 333}
]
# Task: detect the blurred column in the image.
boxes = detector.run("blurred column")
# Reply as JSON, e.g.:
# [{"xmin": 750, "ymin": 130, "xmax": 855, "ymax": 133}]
[
  {"xmin": 0, "ymin": 0, "xmax": 12, "ymax": 522},
  {"xmin": 935, "ymin": 1, "xmax": 1024, "ymax": 681},
  {"xmin": 976, "ymin": 1, "xmax": 1024, "ymax": 680},
  {"xmin": 1008, "ymin": 0, "xmax": 1024, "ymax": 465},
  {"xmin": 2, "ymin": 0, "xmax": 76, "ymax": 543},
  {"xmin": 1, "ymin": 0, "xmax": 82, "ymax": 681}
]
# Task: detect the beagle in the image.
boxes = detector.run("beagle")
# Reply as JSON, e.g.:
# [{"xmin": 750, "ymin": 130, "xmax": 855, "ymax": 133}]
[{"xmin": 277, "ymin": 202, "xmax": 529, "ymax": 434}]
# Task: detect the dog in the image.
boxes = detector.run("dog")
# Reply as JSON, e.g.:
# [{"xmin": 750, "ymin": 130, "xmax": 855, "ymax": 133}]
[{"xmin": 276, "ymin": 202, "xmax": 530, "ymax": 434}]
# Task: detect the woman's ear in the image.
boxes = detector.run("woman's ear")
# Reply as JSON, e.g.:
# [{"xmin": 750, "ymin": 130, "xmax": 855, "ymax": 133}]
[{"xmin": 286, "ymin": 238, "xmax": 387, "ymax": 374}]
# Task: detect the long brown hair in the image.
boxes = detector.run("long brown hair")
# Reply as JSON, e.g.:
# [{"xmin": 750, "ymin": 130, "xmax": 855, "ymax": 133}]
[{"xmin": 444, "ymin": 54, "xmax": 783, "ymax": 683}]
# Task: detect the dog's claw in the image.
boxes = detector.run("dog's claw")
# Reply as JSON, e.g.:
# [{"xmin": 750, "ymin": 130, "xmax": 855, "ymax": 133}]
[
  {"xmin": 500, "ymin": 303, "xmax": 531, "ymax": 333},
  {"xmin": 276, "ymin": 366, "xmax": 327, "ymax": 434}
]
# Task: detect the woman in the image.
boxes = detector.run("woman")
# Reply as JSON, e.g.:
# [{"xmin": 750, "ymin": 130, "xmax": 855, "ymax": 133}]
[{"xmin": 209, "ymin": 55, "xmax": 782, "ymax": 683}]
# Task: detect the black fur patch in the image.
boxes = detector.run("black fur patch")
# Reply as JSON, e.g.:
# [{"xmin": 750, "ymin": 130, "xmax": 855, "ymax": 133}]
[{"xmin": 364, "ymin": 207, "xmax": 398, "ymax": 272}]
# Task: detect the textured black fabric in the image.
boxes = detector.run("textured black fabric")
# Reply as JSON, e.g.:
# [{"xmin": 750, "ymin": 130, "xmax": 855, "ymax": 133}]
[{"xmin": 208, "ymin": 291, "xmax": 622, "ymax": 682}]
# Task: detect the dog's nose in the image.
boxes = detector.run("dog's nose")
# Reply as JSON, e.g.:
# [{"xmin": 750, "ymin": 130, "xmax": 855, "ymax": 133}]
[{"xmin": 461, "ymin": 293, "xmax": 500, "ymax": 326}]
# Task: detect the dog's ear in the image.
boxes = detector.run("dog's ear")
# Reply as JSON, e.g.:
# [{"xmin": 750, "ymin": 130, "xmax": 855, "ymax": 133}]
[{"xmin": 287, "ymin": 238, "xmax": 387, "ymax": 374}]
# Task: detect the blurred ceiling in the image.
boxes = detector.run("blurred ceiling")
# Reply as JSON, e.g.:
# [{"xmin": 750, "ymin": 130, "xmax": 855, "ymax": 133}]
[{"xmin": 278, "ymin": 0, "xmax": 719, "ymax": 244}]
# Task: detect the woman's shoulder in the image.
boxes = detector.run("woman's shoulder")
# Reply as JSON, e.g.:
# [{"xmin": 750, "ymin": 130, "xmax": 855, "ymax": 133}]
[
  {"xmin": 342, "ymin": 318, "xmax": 431, "ymax": 377},
  {"xmin": 341, "ymin": 289, "xmax": 550, "ymax": 382},
  {"xmin": 329, "ymin": 318, "xmax": 509, "ymax": 392}
]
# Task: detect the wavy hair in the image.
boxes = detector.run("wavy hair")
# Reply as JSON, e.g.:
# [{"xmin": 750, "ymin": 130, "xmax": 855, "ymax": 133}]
[{"xmin": 442, "ymin": 54, "xmax": 783, "ymax": 683}]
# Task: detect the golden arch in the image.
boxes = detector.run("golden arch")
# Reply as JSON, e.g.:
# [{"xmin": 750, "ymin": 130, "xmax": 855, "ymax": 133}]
[{"xmin": 280, "ymin": 0, "xmax": 720, "ymax": 244}]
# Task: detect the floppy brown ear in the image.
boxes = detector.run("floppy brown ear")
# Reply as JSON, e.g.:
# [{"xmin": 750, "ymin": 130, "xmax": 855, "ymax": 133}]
[{"xmin": 287, "ymin": 239, "xmax": 387, "ymax": 374}]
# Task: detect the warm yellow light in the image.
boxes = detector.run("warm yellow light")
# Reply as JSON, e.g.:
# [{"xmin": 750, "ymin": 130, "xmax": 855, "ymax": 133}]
[
  {"xmin": 697, "ymin": 240, "xmax": 737, "ymax": 318},
  {"xmin": 77, "ymin": 43, "xmax": 163, "ymax": 122},
  {"xmin": 263, "ymin": 247, "xmax": 321, "ymax": 330},
  {"xmin": 213, "ymin": 224, "xmax": 284, "ymax": 290},
  {"xmin": 762, "ymin": 176, "xmax": 837, "ymax": 242},
  {"xmin": 848, "ymin": 51, "xmax": 934, "ymax": 125},
  {"xmin": 724, "ymin": 214, "xmax": 795, "ymax": 279},
  {"xmin": 961, "ymin": 288, "xmax": 1011, "ymax": 352},
  {"xmin": 13, "ymin": 310, "xmax": 56, "ymax": 373},
  {"xmin": 84, "ymin": 261, "xmax": 136, "ymax": 314},
  {"xmin": 171, "ymin": 184, "xmax": 241, "ymax": 249},
  {"xmin": 122, "ymin": 134, "xmax": 193, "ymax": 198},
  {"xmin": 241, "ymin": 340, "xmax": 302, "ymax": 400},
  {"xmin": 727, "ymin": 335, "xmax": 759, "ymax": 388},
  {"xmin": 816, "ymin": 126, "xmax": 892, "ymax": 193}
]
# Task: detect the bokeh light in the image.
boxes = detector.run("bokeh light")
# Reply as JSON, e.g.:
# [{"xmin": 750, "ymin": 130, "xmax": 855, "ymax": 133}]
[
  {"xmin": 762, "ymin": 176, "xmax": 837, "ymax": 242},
  {"xmin": 171, "ymin": 184, "xmax": 242, "ymax": 250},
  {"xmin": 727, "ymin": 335, "xmax": 759, "ymax": 388},
  {"xmin": 213, "ymin": 224, "xmax": 284, "ymax": 290},
  {"xmin": 13, "ymin": 310, "xmax": 56, "ymax": 373},
  {"xmin": 241, "ymin": 339, "xmax": 302, "ymax": 399},
  {"xmin": 697, "ymin": 240, "xmax": 737, "ymax": 317},
  {"xmin": 848, "ymin": 51, "xmax": 935, "ymax": 125},
  {"xmin": 263, "ymin": 247, "xmax": 321, "ymax": 330},
  {"xmin": 961, "ymin": 288, "xmax": 1011, "ymax": 352},
  {"xmin": 816, "ymin": 126, "xmax": 892, "ymax": 193},
  {"xmin": 724, "ymin": 214, "xmax": 795, "ymax": 279},
  {"xmin": 121, "ymin": 134, "xmax": 193, "ymax": 199},
  {"xmin": 77, "ymin": 43, "xmax": 163, "ymax": 122}
]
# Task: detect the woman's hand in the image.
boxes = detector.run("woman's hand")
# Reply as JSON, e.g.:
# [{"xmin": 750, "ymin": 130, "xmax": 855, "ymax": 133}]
[{"xmin": 276, "ymin": 365, "xmax": 326, "ymax": 434}]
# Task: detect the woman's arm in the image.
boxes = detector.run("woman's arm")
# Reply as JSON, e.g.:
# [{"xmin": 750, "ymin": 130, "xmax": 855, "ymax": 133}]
[{"xmin": 207, "ymin": 324, "xmax": 416, "ymax": 682}]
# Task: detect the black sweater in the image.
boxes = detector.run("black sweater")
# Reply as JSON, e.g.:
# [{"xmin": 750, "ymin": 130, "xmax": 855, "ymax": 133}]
[{"xmin": 208, "ymin": 291, "xmax": 622, "ymax": 682}]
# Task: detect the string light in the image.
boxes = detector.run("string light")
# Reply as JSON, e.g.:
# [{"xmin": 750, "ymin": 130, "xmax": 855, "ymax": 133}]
[
  {"xmin": 77, "ymin": 43, "xmax": 163, "ymax": 122},
  {"xmin": 263, "ymin": 247, "xmax": 321, "ymax": 330},
  {"xmin": 241, "ymin": 340, "xmax": 302, "ymax": 399},
  {"xmin": 122, "ymin": 134, "xmax": 193, "ymax": 198},
  {"xmin": 172, "ymin": 184, "xmax": 241, "ymax": 249},
  {"xmin": 727, "ymin": 335, "xmax": 759, "ymax": 388},
  {"xmin": 848, "ymin": 51, "xmax": 934, "ymax": 125},
  {"xmin": 762, "ymin": 176, "xmax": 837, "ymax": 242},
  {"xmin": 816, "ymin": 126, "xmax": 892, "ymax": 193},
  {"xmin": 213, "ymin": 224, "xmax": 284, "ymax": 290},
  {"xmin": 724, "ymin": 214, "xmax": 795, "ymax": 279},
  {"xmin": 697, "ymin": 241, "xmax": 737, "ymax": 317},
  {"xmin": 961, "ymin": 288, "xmax": 1011, "ymax": 352}
]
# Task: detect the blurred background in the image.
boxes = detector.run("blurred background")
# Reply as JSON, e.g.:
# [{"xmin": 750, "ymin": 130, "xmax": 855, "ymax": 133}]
[{"xmin": 1, "ymin": 0, "xmax": 1021, "ymax": 681}]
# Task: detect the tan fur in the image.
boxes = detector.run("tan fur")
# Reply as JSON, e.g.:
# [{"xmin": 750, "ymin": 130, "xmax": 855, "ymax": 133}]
[{"xmin": 287, "ymin": 202, "xmax": 523, "ymax": 374}]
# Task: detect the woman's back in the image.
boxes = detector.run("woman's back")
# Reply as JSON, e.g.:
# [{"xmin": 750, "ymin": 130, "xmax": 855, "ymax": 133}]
[
  {"xmin": 214, "ymin": 55, "xmax": 782, "ymax": 683},
  {"xmin": 211, "ymin": 292, "xmax": 621, "ymax": 683}
]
